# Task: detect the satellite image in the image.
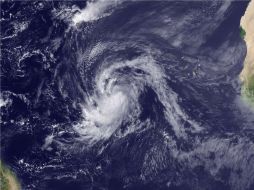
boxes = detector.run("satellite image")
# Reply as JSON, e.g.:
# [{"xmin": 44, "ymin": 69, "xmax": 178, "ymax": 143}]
[{"xmin": 1, "ymin": 0, "xmax": 254, "ymax": 190}]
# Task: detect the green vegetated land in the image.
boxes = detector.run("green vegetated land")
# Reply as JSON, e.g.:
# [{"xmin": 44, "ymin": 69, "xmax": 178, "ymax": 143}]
[
  {"xmin": 0, "ymin": 161, "xmax": 20, "ymax": 190},
  {"xmin": 240, "ymin": 26, "xmax": 246, "ymax": 39},
  {"xmin": 243, "ymin": 75, "xmax": 254, "ymax": 103}
]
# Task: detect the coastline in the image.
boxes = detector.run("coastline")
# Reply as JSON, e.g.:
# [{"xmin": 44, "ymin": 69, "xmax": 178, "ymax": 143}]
[
  {"xmin": 240, "ymin": 0, "xmax": 254, "ymax": 105},
  {"xmin": 0, "ymin": 161, "xmax": 21, "ymax": 190}
]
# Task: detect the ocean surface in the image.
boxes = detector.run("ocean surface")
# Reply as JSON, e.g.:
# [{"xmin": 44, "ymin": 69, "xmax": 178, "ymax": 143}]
[{"xmin": 1, "ymin": 1, "xmax": 254, "ymax": 190}]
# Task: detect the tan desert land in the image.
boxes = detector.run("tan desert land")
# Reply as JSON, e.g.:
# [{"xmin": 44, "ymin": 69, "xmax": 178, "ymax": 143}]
[
  {"xmin": 0, "ymin": 161, "xmax": 20, "ymax": 190},
  {"xmin": 240, "ymin": 0, "xmax": 254, "ymax": 103}
]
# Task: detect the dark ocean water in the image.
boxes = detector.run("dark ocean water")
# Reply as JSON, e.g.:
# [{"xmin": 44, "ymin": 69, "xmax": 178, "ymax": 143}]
[{"xmin": 1, "ymin": 1, "xmax": 254, "ymax": 190}]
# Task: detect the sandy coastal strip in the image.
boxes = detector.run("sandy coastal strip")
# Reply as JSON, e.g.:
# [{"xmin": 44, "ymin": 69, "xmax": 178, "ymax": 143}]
[
  {"xmin": 0, "ymin": 161, "xmax": 21, "ymax": 190},
  {"xmin": 240, "ymin": 0, "xmax": 254, "ymax": 100}
]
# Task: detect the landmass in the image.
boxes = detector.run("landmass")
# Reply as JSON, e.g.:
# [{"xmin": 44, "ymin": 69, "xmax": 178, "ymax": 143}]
[
  {"xmin": 240, "ymin": 26, "xmax": 246, "ymax": 39},
  {"xmin": 0, "ymin": 161, "xmax": 20, "ymax": 190},
  {"xmin": 240, "ymin": 0, "xmax": 254, "ymax": 105}
]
